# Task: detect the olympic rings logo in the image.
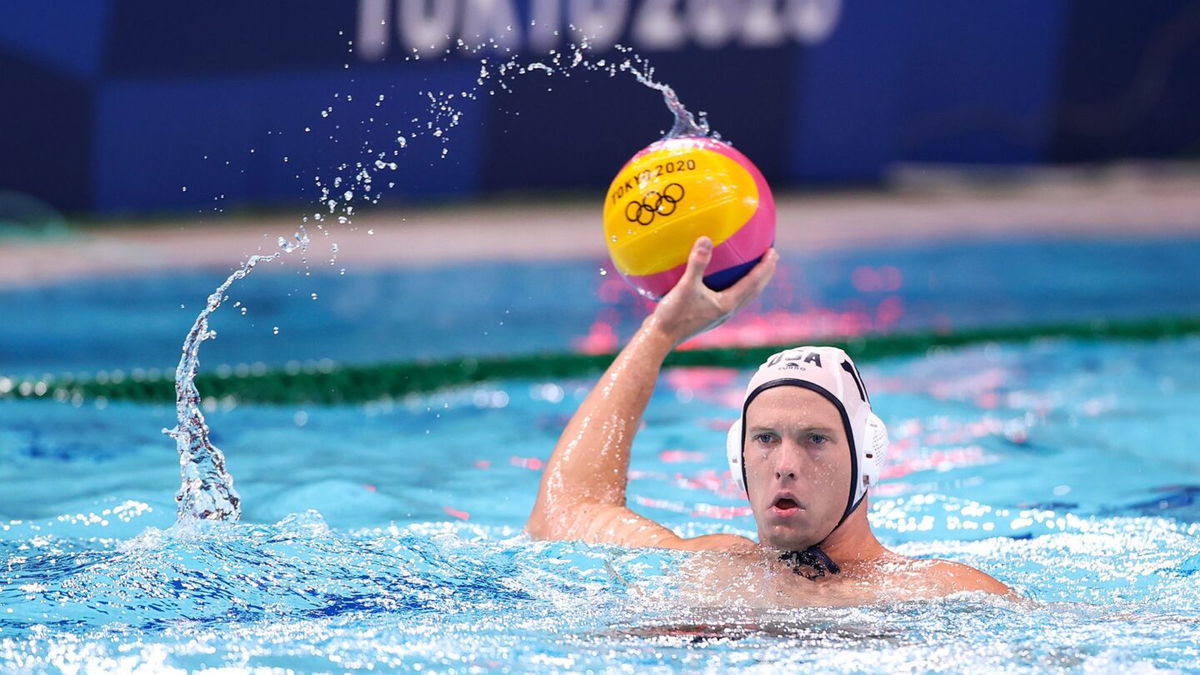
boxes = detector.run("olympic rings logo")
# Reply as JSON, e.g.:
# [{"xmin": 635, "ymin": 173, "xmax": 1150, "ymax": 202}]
[{"xmin": 624, "ymin": 183, "xmax": 685, "ymax": 226}]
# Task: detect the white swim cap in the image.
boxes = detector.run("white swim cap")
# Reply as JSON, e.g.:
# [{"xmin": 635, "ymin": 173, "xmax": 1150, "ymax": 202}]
[{"xmin": 726, "ymin": 347, "xmax": 889, "ymax": 523}]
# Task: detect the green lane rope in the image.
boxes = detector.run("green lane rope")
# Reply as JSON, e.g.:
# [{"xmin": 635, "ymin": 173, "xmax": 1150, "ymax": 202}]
[{"xmin": 4, "ymin": 315, "xmax": 1199, "ymax": 406}]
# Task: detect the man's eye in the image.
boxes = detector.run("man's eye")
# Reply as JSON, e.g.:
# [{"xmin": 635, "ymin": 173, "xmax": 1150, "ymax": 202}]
[
  {"xmin": 808, "ymin": 434, "xmax": 831, "ymax": 445},
  {"xmin": 753, "ymin": 433, "xmax": 777, "ymax": 444}
]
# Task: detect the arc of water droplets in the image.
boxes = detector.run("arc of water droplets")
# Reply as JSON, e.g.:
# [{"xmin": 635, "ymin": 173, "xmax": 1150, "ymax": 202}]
[
  {"xmin": 304, "ymin": 35, "xmax": 715, "ymax": 253},
  {"xmin": 473, "ymin": 37, "xmax": 714, "ymax": 140},
  {"xmin": 166, "ymin": 32, "xmax": 712, "ymax": 523}
]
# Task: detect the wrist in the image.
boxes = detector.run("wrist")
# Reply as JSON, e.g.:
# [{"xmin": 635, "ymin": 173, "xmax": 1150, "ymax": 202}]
[{"xmin": 638, "ymin": 314, "xmax": 684, "ymax": 351}]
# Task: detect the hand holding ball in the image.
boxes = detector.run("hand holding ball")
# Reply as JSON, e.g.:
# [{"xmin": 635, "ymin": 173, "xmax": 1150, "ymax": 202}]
[{"xmin": 602, "ymin": 137, "xmax": 776, "ymax": 300}]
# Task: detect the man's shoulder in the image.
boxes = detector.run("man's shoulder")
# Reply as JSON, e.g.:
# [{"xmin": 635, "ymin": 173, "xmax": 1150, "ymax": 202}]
[
  {"xmin": 913, "ymin": 558, "xmax": 1013, "ymax": 596},
  {"xmin": 674, "ymin": 532, "xmax": 758, "ymax": 553}
]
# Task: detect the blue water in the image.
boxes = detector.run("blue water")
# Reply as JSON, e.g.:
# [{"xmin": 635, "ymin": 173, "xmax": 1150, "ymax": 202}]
[
  {"xmin": 3, "ymin": 330, "xmax": 1200, "ymax": 671},
  {"xmin": 3, "ymin": 236, "xmax": 1200, "ymax": 671},
  {"xmin": 2, "ymin": 237, "xmax": 1199, "ymax": 377}
]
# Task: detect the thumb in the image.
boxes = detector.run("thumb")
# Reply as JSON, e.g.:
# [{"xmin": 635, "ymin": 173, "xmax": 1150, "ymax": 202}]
[{"xmin": 680, "ymin": 236, "xmax": 714, "ymax": 285}]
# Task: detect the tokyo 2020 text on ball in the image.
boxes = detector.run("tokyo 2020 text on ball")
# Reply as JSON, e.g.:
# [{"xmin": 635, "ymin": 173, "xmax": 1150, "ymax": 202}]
[{"xmin": 602, "ymin": 136, "xmax": 776, "ymax": 300}]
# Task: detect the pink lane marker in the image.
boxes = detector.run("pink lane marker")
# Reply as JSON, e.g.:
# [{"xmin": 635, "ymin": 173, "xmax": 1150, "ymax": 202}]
[
  {"xmin": 665, "ymin": 368, "xmax": 738, "ymax": 390},
  {"xmin": 690, "ymin": 504, "xmax": 753, "ymax": 519},
  {"xmin": 851, "ymin": 265, "xmax": 904, "ymax": 293},
  {"xmin": 659, "ymin": 450, "xmax": 708, "ymax": 463},
  {"xmin": 575, "ymin": 320, "xmax": 619, "ymax": 354},
  {"xmin": 632, "ymin": 495, "xmax": 687, "ymax": 513},
  {"xmin": 474, "ymin": 460, "xmax": 492, "ymax": 469},
  {"xmin": 975, "ymin": 392, "xmax": 1000, "ymax": 409},
  {"xmin": 673, "ymin": 469, "xmax": 744, "ymax": 497},
  {"xmin": 363, "ymin": 484, "xmax": 377, "ymax": 492},
  {"xmin": 704, "ymin": 417, "xmax": 737, "ymax": 431},
  {"xmin": 443, "ymin": 506, "xmax": 471, "ymax": 520},
  {"xmin": 510, "ymin": 456, "xmax": 545, "ymax": 471}
]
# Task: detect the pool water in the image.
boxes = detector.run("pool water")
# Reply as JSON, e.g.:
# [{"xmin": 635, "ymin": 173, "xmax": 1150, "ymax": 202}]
[
  {"xmin": 2, "ymin": 237, "xmax": 1198, "ymax": 376},
  {"xmin": 3, "ymin": 334, "xmax": 1199, "ymax": 671},
  {"xmin": 2, "ymin": 240, "xmax": 1200, "ymax": 672}
]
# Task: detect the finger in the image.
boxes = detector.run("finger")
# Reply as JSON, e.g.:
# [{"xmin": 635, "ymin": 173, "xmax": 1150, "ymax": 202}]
[
  {"xmin": 722, "ymin": 248, "xmax": 778, "ymax": 309},
  {"xmin": 678, "ymin": 236, "xmax": 714, "ymax": 286}
]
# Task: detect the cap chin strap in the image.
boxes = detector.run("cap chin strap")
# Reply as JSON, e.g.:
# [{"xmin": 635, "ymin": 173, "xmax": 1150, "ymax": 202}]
[
  {"xmin": 780, "ymin": 546, "xmax": 840, "ymax": 579},
  {"xmin": 780, "ymin": 482, "xmax": 863, "ymax": 579}
]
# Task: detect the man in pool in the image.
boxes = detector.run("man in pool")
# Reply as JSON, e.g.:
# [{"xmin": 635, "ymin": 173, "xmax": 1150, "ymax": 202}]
[{"xmin": 526, "ymin": 237, "xmax": 1011, "ymax": 604}]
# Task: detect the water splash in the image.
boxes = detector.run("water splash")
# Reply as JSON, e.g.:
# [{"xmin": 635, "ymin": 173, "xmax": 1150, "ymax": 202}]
[
  {"xmin": 163, "ymin": 230, "xmax": 308, "ymax": 522},
  {"xmin": 660, "ymin": 85, "xmax": 710, "ymax": 139},
  {"xmin": 162, "ymin": 34, "xmax": 710, "ymax": 523},
  {"xmin": 471, "ymin": 37, "xmax": 714, "ymax": 140},
  {"xmin": 607, "ymin": 45, "xmax": 711, "ymax": 139}
]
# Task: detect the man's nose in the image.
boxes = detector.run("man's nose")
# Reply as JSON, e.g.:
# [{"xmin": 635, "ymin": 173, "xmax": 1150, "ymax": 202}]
[{"xmin": 773, "ymin": 445, "xmax": 803, "ymax": 480}]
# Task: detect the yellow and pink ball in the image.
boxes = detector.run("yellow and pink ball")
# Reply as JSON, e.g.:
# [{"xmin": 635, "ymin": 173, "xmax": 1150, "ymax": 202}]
[{"xmin": 602, "ymin": 137, "xmax": 776, "ymax": 300}]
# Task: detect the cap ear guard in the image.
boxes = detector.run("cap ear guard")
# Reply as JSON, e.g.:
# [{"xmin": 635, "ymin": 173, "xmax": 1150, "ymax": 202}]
[
  {"xmin": 726, "ymin": 417, "xmax": 746, "ymax": 492},
  {"xmin": 852, "ymin": 411, "xmax": 890, "ymax": 506}
]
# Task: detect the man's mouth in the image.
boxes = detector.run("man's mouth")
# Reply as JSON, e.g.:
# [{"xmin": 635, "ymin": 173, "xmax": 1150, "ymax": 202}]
[{"xmin": 770, "ymin": 496, "xmax": 802, "ymax": 516}]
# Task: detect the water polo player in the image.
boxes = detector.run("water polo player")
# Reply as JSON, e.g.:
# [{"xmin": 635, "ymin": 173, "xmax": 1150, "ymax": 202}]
[{"xmin": 526, "ymin": 237, "xmax": 1011, "ymax": 604}]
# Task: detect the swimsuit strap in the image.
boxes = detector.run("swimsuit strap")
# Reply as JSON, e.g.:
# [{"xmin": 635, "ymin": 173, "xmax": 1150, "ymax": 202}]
[{"xmin": 779, "ymin": 546, "xmax": 841, "ymax": 579}]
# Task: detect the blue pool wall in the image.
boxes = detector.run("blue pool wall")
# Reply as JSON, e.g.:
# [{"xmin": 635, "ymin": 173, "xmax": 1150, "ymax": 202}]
[{"xmin": 1, "ymin": 0, "xmax": 1199, "ymax": 216}]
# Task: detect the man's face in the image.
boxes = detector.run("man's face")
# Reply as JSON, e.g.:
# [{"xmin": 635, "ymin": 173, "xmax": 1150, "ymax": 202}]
[{"xmin": 742, "ymin": 386, "xmax": 852, "ymax": 551}]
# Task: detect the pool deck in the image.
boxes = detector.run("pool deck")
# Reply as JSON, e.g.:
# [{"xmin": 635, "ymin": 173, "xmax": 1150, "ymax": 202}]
[{"xmin": 3, "ymin": 163, "xmax": 1200, "ymax": 288}]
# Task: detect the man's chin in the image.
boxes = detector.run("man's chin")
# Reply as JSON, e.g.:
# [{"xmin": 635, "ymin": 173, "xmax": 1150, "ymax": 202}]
[{"xmin": 759, "ymin": 526, "xmax": 818, "ymax": 552}]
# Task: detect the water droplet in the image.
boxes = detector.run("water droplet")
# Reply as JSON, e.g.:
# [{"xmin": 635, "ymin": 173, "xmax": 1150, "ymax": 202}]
[
  {"xmin": 599, "ymin": 268, "xmax": 608, "ymax": 276},
  {"xmin": 272, "ymin": 327, "xmax": 280, "ymax": 335},
  {"xmin": 311, "ymin": 293, "xmax": 318, "ymax": 300}
]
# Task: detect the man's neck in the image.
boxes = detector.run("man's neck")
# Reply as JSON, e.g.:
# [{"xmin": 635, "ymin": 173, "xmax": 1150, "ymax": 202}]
[{"xmin": 808, "ymin": 507, "xmax": 888, "ymax": 575}]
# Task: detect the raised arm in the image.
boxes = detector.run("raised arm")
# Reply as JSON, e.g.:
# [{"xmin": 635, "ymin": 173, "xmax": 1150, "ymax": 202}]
[{"xmin": 525, "ymin": 237, "xmax": 777, "ymax": 550}]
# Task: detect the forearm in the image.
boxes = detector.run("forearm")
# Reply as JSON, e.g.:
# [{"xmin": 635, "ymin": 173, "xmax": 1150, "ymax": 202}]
[
  {"xmin": 525, "ymin": 237, "xmax": 776, "ymax": 545},
  {"xmin": 531, "ymin": 315, "xmax": 675, "ymax": 514}
]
